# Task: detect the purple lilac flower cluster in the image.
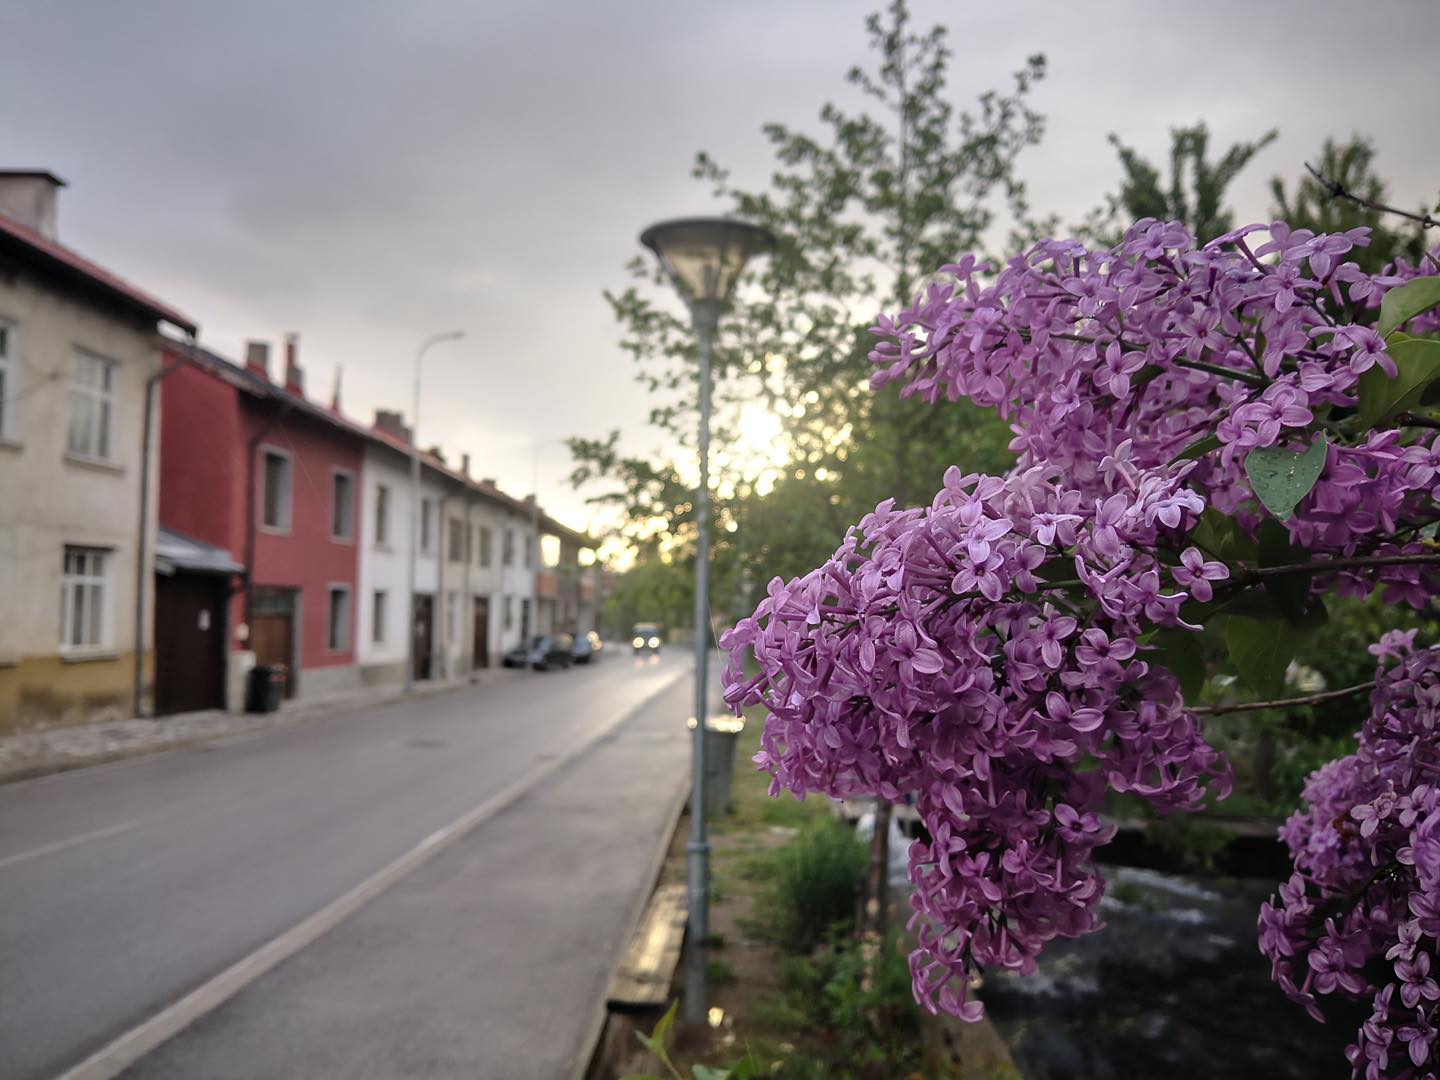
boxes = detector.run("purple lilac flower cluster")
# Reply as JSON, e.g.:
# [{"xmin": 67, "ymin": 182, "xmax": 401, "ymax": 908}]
[
  {"xmin": 720, "ymin": 218, "xmax": 1440, "ymax": 1060},
  {"xmin": 721, "ymin": 459, "xmax": 1231, "ymax": 1019},
  {"xmin": 1261, "ymin": 636, "xmax": 1440, "ymax": 1077},
  {"xmin": 868, "ymin": 223, "xmax": 1440, "ymax": 593}
]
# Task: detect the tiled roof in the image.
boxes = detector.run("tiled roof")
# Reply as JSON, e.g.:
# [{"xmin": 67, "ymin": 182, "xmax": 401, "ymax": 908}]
[
  {"xmin": 168, "ymin": 341, "xmax": 591, "ymax": 539},
  {"xmin": 0, "ymin": 211, "xmax": 197, "ymax": 333}
]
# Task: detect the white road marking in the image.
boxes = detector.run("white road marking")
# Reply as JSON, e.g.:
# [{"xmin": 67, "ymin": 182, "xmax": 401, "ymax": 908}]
[
  {"xmin": 56, "ymin": 666, "xmax": 689, "ymax": 1080},
  {"xmin": 0, "ymin": 819, "xmax": 143, "ymax": 870}
]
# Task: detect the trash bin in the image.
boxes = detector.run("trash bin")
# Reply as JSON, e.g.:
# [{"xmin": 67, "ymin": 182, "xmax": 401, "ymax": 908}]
[
  {"xmin": 246, "ymin": 664, "xmax": 286, "ymax": 713},
  {"xmin": 687, "ymin": 715, "xmax": 746, "ymax": 817}
]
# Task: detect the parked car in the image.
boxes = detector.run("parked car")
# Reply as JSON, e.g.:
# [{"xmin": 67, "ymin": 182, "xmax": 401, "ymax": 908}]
[
  {"xmin": 502, "ymin": 634, "xmax": 574, "ymax": 670},
  {"xmin": 530, "ymin": 633, "xmax": 574, "ymax": 671},
  {"xmin": 631, "ymin": 623, "xmax": 662, "ymax": 655},
  {"xmin": 571, "ymin": 630, "xmax": 603, "ymax": 664}
]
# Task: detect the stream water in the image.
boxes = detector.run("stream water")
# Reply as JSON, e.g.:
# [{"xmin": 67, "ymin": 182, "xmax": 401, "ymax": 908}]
[{"xmin": 979, "ymin": 864, "xmax": 1363, "ymax": 1080}]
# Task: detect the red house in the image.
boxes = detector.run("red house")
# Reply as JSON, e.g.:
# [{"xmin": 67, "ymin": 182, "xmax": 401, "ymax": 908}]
[{"xmin": 157, "ymin": 336, "xmax": 367, "ymax": 711}]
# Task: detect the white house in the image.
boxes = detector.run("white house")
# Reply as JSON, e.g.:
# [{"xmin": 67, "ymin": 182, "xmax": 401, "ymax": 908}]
[{"xmin": 0, "ymin": 170, "xmax": 197, "ymax": 734}]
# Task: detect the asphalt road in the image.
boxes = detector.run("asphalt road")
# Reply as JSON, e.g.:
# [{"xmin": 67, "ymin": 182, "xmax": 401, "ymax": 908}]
[{"xmin": 0, "ymin": 651, "xmax": 692, "ymax": 1080}]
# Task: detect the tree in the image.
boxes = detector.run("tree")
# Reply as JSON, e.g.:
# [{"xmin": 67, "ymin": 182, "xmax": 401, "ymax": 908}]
[
  {"xmin": 1082, "ymin": 121, "xmax": 1277, "ymax": 243},
  {"xmin": 1270, "ymin": 135, "xmax": 1427, "ymax": 273},
  {"xmin": 575, "ymin": 1, "xmax": 1043, "ymax": 597}
]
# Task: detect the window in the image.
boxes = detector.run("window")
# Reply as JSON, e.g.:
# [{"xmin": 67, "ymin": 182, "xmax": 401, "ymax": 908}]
[
  {"xmin": 67, "ymin": 350, "xmax": 116, "ymax": 460},
  {"xmin": 331, "ymin": 471, "xmax": 355, "ymax": 540},
  {"xmin": 448, "ymin": 518, "xmax": 464, "ymax": 563},
  {"xmin": 375, "ymin": 485, "xmax": 391, "ymax": 546},
  {"xmin": 504, "ymin": 596, "xmax": 514, "ymax": 630},
  {"xmin": 420, "ymin": 498, "xmax": 433, "ymax": 553},
  {"xmin": 464, "ymin": 524, "xmax": 473, "ymax": 564},
  {"xmin": 479, "ymin": 526, "xmax": 493, "ymax": 567},
  {"xmin": 525, "ymin": 535, "xmax": 534, "ymax": 569},
  {"xmin": 447, "ymin": 590, "xmax": 458, "ymax": 641},
  {"xmin": 327, "ymin": 586, "xmax": 352, "ymax": 651},
  {"xmin": 503, "ymin": 528, "xmax": 515, "ymax": 566},
  {"xmin": 0, "ymin": 318, "xmax": 17, "ymax": 440},
  {"xmin": 60, "ymin": 546, "xmax": 110, "ymax": 649},
  {"xmin": 261, "ymin": 449, "xmax": 292, "ymax": 530},
  {"xmin": 372, "ymin": 590, "xmax": 387, "ymax": 644}
]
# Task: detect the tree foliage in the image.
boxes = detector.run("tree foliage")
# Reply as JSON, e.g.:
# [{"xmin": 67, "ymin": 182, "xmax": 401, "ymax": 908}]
[{"xmin": 575, "ymin": 0, "xmax": 1041, "ymax": 616}]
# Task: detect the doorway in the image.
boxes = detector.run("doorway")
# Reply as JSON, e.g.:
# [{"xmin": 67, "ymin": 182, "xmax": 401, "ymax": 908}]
[
  {"xmin": 251, "ymin": 586, "xmax": 297, "ymax": 698},
  {"xmin": 413, "ymin": 593, "xmax": 434, "ymax": 681},
  {"xmin": 472, "ymin": 596, "xmax": 490, "ymax": 669},
  {"xmin": 154, "ymin": 572, "xmax": 227, "ymax": 714}
]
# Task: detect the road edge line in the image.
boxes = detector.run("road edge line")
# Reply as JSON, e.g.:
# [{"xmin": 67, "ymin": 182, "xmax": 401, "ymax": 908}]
[{"xmin": 56, "ymin": 665, "xmax": 691, "ymax": 1080}]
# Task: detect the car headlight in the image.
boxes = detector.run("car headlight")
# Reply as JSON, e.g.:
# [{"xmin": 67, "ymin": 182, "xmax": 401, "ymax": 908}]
[
  {"xmin": 632, "ymin": 637, "xmax": 645, "ymax": 648},
  {"xmin": 648, "ymin": 637, "xmax": 660, "ymax": 648}
]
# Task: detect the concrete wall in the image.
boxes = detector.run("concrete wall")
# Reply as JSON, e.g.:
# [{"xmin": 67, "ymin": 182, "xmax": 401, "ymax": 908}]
[{"xmin": 0, "ymin": 273, "xmax": 162, "ymax": 734}]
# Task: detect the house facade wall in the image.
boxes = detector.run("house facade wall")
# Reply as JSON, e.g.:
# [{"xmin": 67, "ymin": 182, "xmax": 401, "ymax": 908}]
[
  {"xmin": 0, "ymin": 272, "xmax": 162, "ymax": 735},
  {"xmin": 160, "ymin": 352, "xmax": 365, "ymax": 704},
  {"xmin": 356, "ymin": 444, "xmax": 447, "ymax": 685},
  {"xmin": 241, "ymin": 401, "xmax": 363, "ymax": 698}
]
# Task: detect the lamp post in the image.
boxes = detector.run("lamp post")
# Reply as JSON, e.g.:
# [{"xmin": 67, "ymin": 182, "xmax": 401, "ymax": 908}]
[
  {"xmin": 640, "ymin": 217, "xmax": 774, "ymax": 1023},
  {"xmin": 404, "ymin": 330, "xmax": 465, "ymax": 694}
]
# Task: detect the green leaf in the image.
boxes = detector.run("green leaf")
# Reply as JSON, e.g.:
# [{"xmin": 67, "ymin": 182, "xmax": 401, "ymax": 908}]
[
  {"xmin": 693, "ymin": 1067, "xmax": 731, "ymax": 1080},
  {"xmin": 724, "ymin": 1058, "xmax": 765, "ymax": 1080},
  {"xmin": 1189, "ymin": 507, "xmax": 1255, "ymax": 564},
  {"xmin": 1379, "ymin": 275, "xmax": 1440, "ymax": 339},
  {"xmin": 1151, "ymin": 628, "xmax": 1206, "ymax": 700},
  {"xmin": 1169, "ymin": 433, "xmax": 1222, "ymax": 465},
  {"xmin": 1257, "ymin": 518, "xmax": 1310, "ymax": 623},
  {"xmin": 1356, "ymin": 335, "xmax": 1440, "ymax": 428},
  {"xmin": 1225, "ymin": 616, "xmax": 1309, "ymax": 699},
  {"xmin": 1244, "ymin": 436, "xmax": 1327, "ymax": 521}
]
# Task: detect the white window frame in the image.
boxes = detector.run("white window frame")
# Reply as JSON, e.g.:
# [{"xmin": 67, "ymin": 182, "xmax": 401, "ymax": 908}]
[
  {"xmin": 259, "ymin": 446, "xmax": 293, "ymax": 533},
  {"xmin": 372, "ymin": 589, "xmax": 387, "ymax": 644},
  {"xmin": 0, "ymin": 316, "xmax": 20, "ymax": 443},
  {"xmin": 331, "ymin": 468, "xmax": 356, "ymax": 542},
  {"xmin": 66, "ymin": 349, "xmax": 118, "ymax": 462},
  {"xmin": 327, "ymin": 584, "xmax": 352, "ymax": 652},
  {"xmin": 60, "ymin": 545, "xmax": 112, "ymax": 652},
  {"xmin": 375, "ymin": 484, "xmax": 392, "ymax": 547}
]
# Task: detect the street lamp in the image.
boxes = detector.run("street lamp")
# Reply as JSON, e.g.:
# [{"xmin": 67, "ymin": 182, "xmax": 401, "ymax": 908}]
[
  {"xmin": 404, "ymin": 330, "xmax": 465, "ymax": 694},
  {"xmin": 640, "ymin": 216, "xmax": 774, "ymax": 1023}
]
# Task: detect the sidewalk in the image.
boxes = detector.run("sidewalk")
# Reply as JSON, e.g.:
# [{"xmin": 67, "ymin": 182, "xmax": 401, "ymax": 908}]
[
  {"xmin": 0, "ymin": 667, "xmax": 516, "ymax": 785},
  {"xmin": 120, "ymin": 669, "xmax": 694, "ymax": 1080}
]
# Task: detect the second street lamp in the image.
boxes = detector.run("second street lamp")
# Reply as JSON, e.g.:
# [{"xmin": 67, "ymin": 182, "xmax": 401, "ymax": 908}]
[{"xmin": 640, "ymin": 216, "xmax": 775, "ymax": 1023}]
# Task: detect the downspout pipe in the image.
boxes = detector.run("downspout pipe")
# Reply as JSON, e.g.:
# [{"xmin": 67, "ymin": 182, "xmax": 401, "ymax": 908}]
[{"xmin": 133, "ymin": 333, "xmax": 196, "ymax": 718}]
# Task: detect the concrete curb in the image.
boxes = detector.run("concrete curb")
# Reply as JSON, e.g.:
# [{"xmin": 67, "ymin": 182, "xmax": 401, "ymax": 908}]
[
  {"xmin": 55, "ymin": 664, "xmax": 692, "ymax": 1080},
  {"xmin": 572, "ymin": 767, "xmax": 692, "ymax": 1080}
]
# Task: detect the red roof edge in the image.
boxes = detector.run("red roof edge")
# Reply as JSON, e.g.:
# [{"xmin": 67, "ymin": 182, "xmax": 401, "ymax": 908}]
[{"xmin": 0, "ymin": 210, "xmax": 196, "ymax": 334}]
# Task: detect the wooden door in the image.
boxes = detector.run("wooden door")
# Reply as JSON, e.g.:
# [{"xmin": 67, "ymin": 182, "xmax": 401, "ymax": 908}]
[
  {"xmin": 251, "ymin": 611, "xmax": 295, "ymax": 698},
  {"xmin": 472, "ymin": 596, "xmax": 490, "ymax": 668},
  {"xmin": 412, "ymin": 594, "xmax": 434, "ymax": 681},
  {"xmin": 154, "ymin": 573, "xmax": 226, "ymax": 715}
]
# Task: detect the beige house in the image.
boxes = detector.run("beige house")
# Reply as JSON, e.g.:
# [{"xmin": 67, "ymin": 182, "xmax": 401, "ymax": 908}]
[{"xmin": 0, "ymin": 171, "xmax": 196, "ymax": 735}]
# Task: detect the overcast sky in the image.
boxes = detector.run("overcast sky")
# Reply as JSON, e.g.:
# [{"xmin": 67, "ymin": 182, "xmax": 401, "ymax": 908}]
[{"xmin": 2, "ymin": 0, "xmax": 1434, "ymax": 532}]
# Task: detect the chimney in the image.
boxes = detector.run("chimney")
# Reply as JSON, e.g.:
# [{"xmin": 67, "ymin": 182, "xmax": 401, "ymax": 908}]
[
  {"xmin": 374, "ymin": 409, "xmax": 412, "ymax": 444},
  {"xmin": 283, "ymin": 332, "xmax": 303, "ymax": 395},
  {"xmin": 0, "ymin": 170, "xmax": 65, "ymax": 240},
  {"xmin": 428, "ymin": 445, "xmax": 446, "ymax": 464},
  {"xmin": 244, "ymin": 341, "xmax": 271, "ymax": 380},
  {"xmin": 330, "ymin": 364, "xmax": 343, "ymax": 412},
  {"xmin": 460, "ymin": 452, "xmax": 470, "ymax": 477}
]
